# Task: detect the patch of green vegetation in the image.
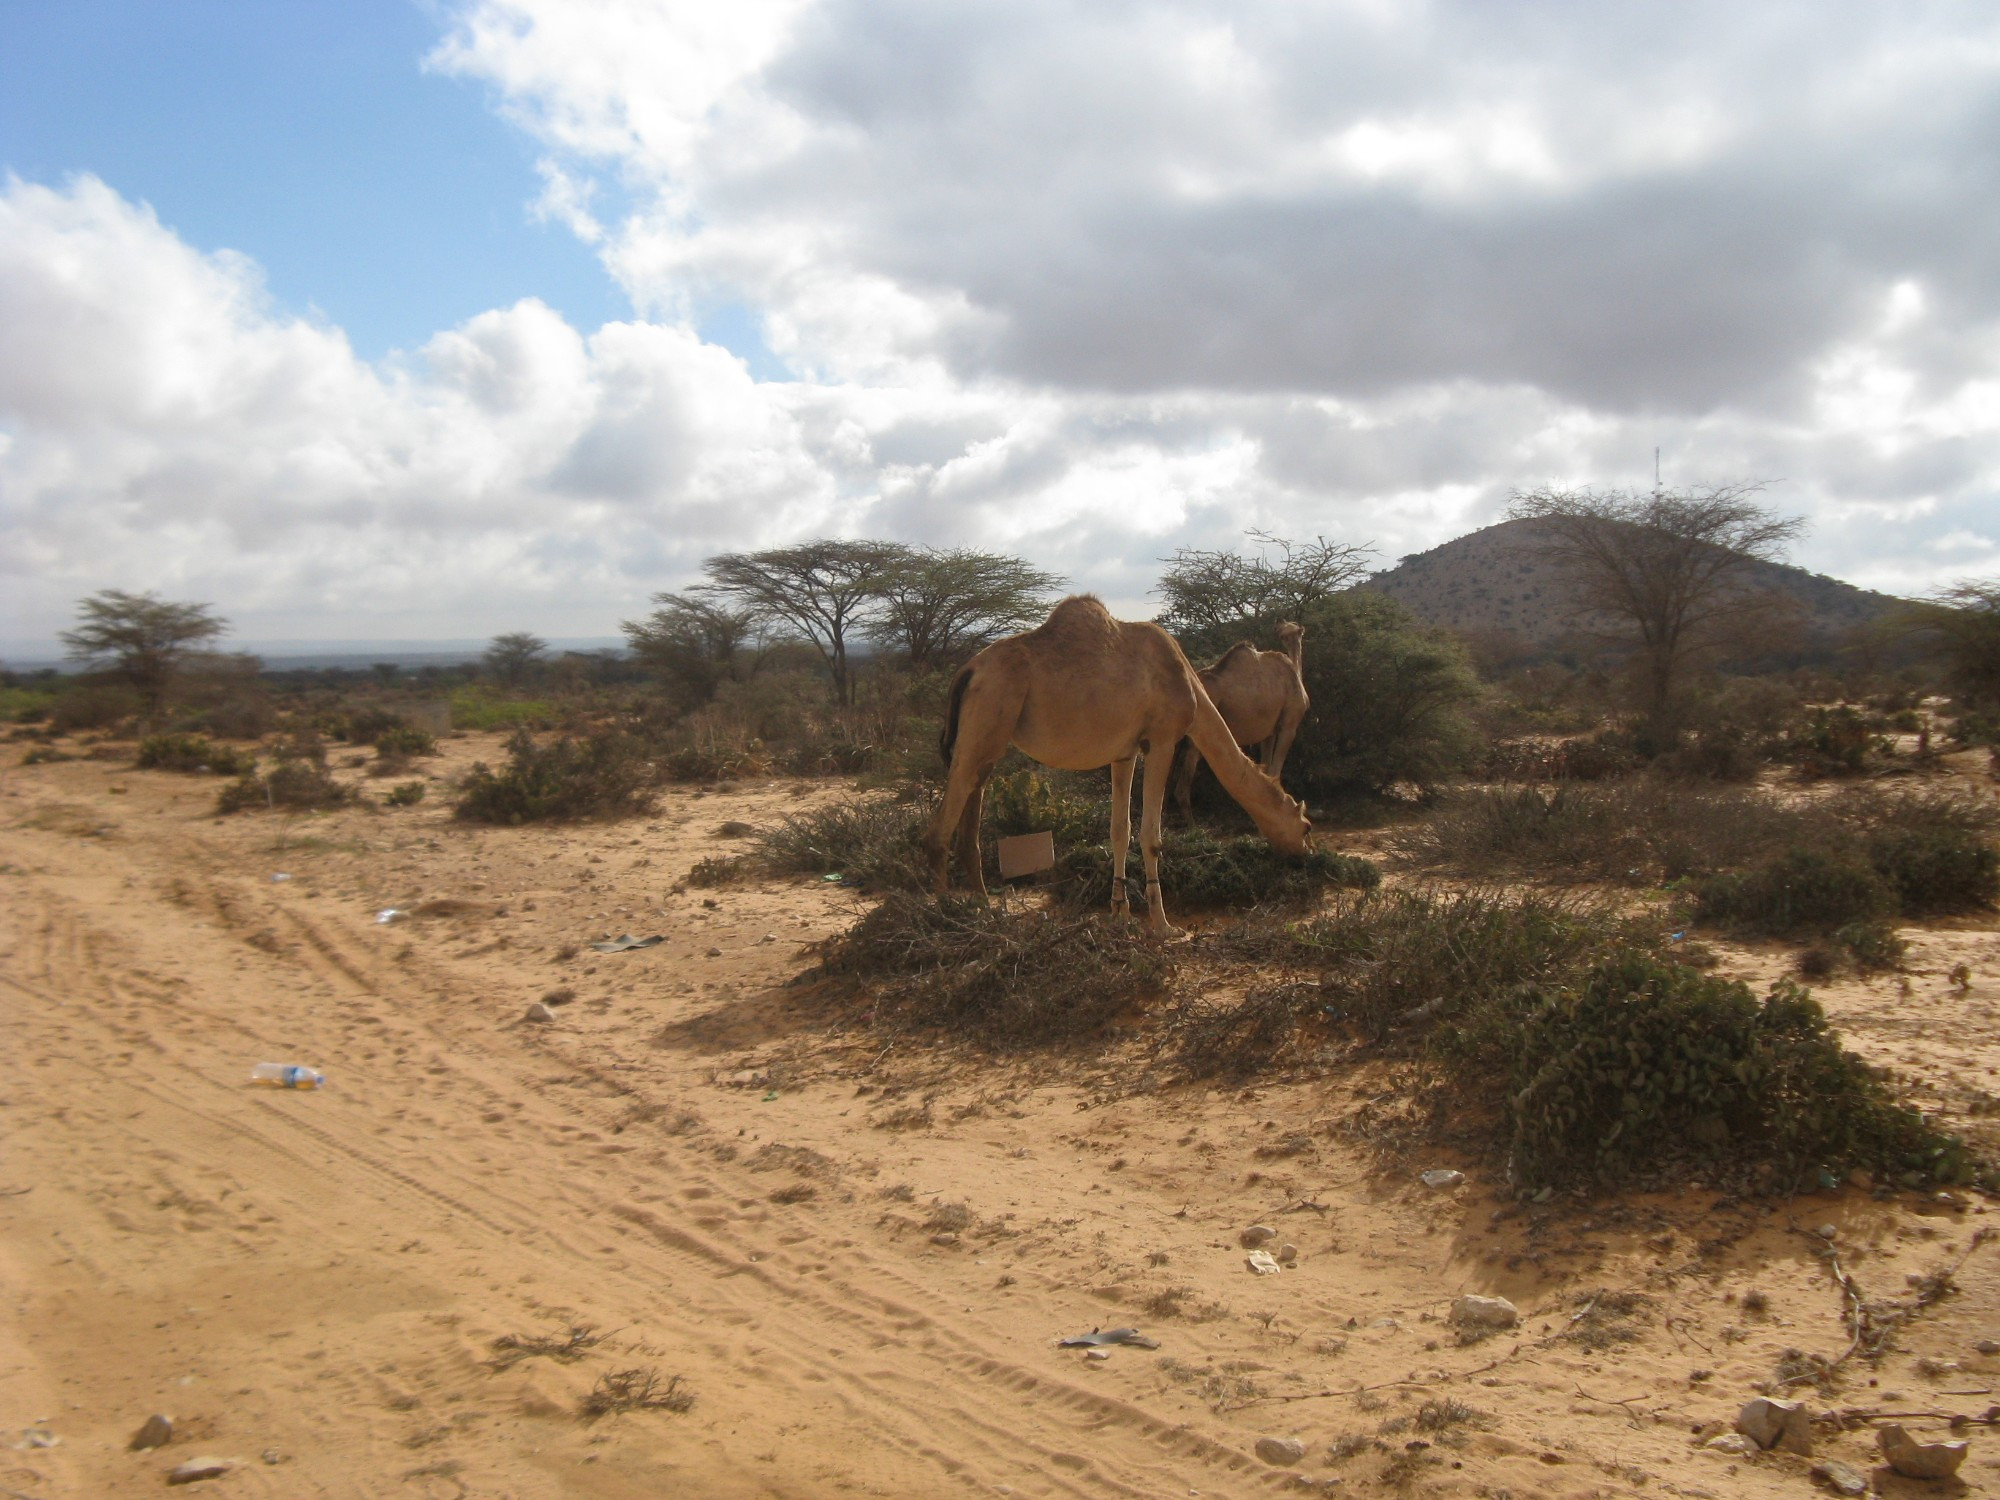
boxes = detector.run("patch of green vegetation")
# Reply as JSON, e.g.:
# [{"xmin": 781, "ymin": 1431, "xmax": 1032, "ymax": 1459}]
[
  {"xmin": 136, "ymin": 732, "xmax": 256, "ymax": 776},
  {"xmin": 1054, "ymin": 825, "xmax": 1378, "ymax": 911},
  {"xmin": 449, "ymin": 686, "xmax": 553, "ymax": 731}
]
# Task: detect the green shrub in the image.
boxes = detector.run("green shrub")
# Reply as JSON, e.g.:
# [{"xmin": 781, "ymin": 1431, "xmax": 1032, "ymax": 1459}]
[
  {"xmin": 1695, "ymin": 848, "xmax": 1894, "ymax": 935},
  {"xmin": 1505, "ymin": 955, "xmax": 1976, "ymax": 1190},
  {"xmin": 756, "ymin": 799, "xmax": 930, "ymax": 890},
  {"xmin": 455, "ymin": 728, "xmax": 657, "ymax": 824},
  {"xmin": 216, "ymin": 758, "xmax": 353, "ymax": 814},
  {"xmin": 979, "ymin": 765, "xmax": 1109, "ymax": 850},
  {"xmin": 374, "ymin": 724, "xmax": 437, "ymax": 758},
  {"xmin": 1836, "ymin": 920, "xmax": 1907, "ymax": 970},
  {"xmin": 0, "ymin": 685, "xmax": 58, "ymax": 722},
  {"xmin": 136, "ymin": 733, "xmax": 255, "ymax": 776},
  {"xmin": 384, "ymin": 780, "xmax": 427, "ymax": 807},
  {"xmin": 1865, "ymin": 827, "xmax": 2000, "ymax": 915},
  {"xmin": 1784, "ymin": 706, "xmax": 1874, "ymax": 777},
  {"xmin": 1053, "ymin": 826, "xmax": 1378, "ymax": 911}
]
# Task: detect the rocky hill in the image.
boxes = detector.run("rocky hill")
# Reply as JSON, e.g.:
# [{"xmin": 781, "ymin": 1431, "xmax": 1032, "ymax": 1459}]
[{"xmin": 1360, "ymin": 517, "xmax": 1901, "ymax": 661}]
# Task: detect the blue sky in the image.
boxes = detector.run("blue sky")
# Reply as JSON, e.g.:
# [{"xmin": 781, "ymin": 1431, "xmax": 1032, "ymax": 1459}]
[
  {"xmin": 0, "ymin": 0, "xmax": 624, "ymax": 358},
  {"xmin": 2, "ymin": 1, "xmax": 1998, "ymax": 649}
]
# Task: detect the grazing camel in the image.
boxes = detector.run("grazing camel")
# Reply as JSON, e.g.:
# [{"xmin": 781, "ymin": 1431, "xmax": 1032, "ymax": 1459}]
[
  {"xmin": 925, "ymin": 597, "xmax": 1312, "ymax": 938},
  {"xmin": 1173, "ymin": 622, "xmax": 1309, "ymax": 822}
]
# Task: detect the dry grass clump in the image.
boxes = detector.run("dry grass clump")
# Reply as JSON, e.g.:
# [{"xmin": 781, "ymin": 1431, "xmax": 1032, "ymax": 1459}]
[
  {"xmin": 487, "ymin": 1323, "xmax": 603, "ymax": 1369},
  {"xmin": 579, "ymin": 1367, "xmax": 694, "ymax": 1418},
  {"xmin": 817, "ymin": 890, "xmax": 1173, "ymax": 1046}
]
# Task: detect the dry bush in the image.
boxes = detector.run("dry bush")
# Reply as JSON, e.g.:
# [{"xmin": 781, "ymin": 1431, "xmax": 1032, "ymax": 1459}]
[
  {"xmin": 215, "ymin": 758, "xmax": 353, "ymax": 814},
  {"xmin": 487, "ymin": 1324, "xmax": 602, "ymax": 1369},
  {"xmin": 136, "ymin": 732, "xmax": 255, "ymax": 776},
  {"xmin": 817, "ymin": 891, "xmax": 1173, "ymax": 1046},
  {"xmin": 579, "ymin": 1368, "xmax": 694, "ymax": 1418}
]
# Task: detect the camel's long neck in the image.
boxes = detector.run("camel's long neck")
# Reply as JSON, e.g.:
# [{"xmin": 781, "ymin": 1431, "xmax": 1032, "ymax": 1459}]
[
  {"xmin": 1187, "ymin": 679, "xmax": 1303, "ymax": 837},
  {"xmin": 1285, "ymin": 636, "xmax": 1304, "ymax": 676}
]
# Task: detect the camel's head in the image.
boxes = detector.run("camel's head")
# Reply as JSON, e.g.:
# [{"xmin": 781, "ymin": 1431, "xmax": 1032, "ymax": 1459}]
[
  {"xmin": 1266, "ymin": 791, "xmax": 1312, "ymax": 855},
  {"xmin": 1277, "ymin": 620, "xmax": 1304, "ymax": 646}
]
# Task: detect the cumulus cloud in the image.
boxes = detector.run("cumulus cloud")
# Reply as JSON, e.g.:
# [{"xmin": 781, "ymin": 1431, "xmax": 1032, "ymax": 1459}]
[{"xmin": 7, "ymin": 1, "xmax": 2000, "ymax": 648}]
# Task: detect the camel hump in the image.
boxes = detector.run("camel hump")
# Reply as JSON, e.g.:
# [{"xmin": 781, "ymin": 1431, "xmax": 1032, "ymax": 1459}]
[{"xmin": 1208, "ymin": 640, "xmax": 1260, "ymax": 671}]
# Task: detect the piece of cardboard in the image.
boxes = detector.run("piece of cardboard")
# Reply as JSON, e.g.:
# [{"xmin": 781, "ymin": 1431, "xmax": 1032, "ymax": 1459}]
[{"xmin": 997, "ymin": 830, "xmax": 1056, "ymax": 879}]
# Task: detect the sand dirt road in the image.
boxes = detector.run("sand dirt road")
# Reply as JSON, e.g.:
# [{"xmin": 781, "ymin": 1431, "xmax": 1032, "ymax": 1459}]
[{"xmin": 4, "ymin": 735, "xmax": 2000, "ymax": 1497}]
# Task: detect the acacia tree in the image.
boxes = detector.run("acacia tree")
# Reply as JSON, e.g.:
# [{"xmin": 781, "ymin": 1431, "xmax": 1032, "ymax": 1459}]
[
  {"xmin": 621, "ymin": 592, "xmax": 764, "ymax": 707},
  {"xmin": 60, "ymin": 589, "xmax": 228, "ymax": 729},
  {"xmin": 1156, "ymin": 531, "xmax": 1375, "ymax": 637},
  {"xmin": 1506, "ymin": 484, "xmax": 1805, "ymax": 745},
  {"xmin": 483, "ymin": 632, "xmax": 548, "ymax": 688},
  {"xmin": 696, "ymin": 540, "xmax": 907, "ymax": 705},
  {"xmin": 869, "ymin": 547, "xmax": 1064, "ymax": 671},
  {"xmin": 1906, "ymin": 581, "xmax": 2000, "ymax": 714}
]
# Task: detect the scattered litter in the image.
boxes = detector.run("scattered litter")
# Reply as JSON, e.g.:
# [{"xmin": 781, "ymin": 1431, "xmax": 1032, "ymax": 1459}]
[
  {"xmin": 998, "ymin": 831, "xmax": 1056, "ymax": 879},
  {"xmin": 375, "ymin": 909, "xmax": 405, "ymax": 924},
  {"xmin": 821, "ymin": 873, "xmax": 844, "ymax": 883},
  {"xmin": 590, "ymin": 934, "xmax": 664, "ymax": 953},
  {"xmin": 761, "ymin": 1090, "xmax": 778, "ymax": 1102},
  {"xmin": 18, "ymin": 1426, "xmax": 57, "ymax": 1449},
  {"xmin": 1056, "ymin": 1328, "xmax": 1161, "ymax": 1349},
  {"xmin": 269, "ymin": 872, "xmax": 290, "ymax": 883},
  {"xmin": 1246, "ymin": 1249, "xmax": 1282, "ymax": 1275},
  {"xmin": 167, "ymin": 1456, "xmax": 233, "ymax": 1485},
  {"xmin": 250, "ymin": 1063, "xmax": 324, "ymax": 1089},
  {"xmin": 1420, "ymin": 1169, "xmax": 1465, "ymax": 1189},
  {"xmin": 1084, "ymin": 1348, "xmax": 1111, "ymax": 1362}
]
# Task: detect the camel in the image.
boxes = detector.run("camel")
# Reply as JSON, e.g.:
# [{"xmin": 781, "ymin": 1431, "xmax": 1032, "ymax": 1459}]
[
  {"xmin": 1172, "ymin": 622, "xmax": 1309, "ymax": 823},
  {"xmin": 925, "ymin": 597, "xmax": 1312, "ymax": 938}
]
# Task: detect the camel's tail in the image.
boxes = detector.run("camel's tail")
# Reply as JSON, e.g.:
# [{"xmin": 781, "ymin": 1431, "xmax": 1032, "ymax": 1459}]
[{"xmin": 938, "ymin": 664, "xmax": 974, "ymax": 767}]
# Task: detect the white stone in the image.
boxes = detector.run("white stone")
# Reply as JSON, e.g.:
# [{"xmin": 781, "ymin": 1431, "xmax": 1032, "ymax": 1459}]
[
  {"xmin": 1451, "ymin": 1294, "xmax": 1519, "ymax": 1329},
  {"xmin": 1254, "ymin": 1436, "xmax": 1307, "ymax": 1467},
  {"xmin": 1878, "ymin": 1423, "xmax": 1968, "ymax": 1479},
  {"xmin": 1736, "ymin": 1396, "xmax": 1812, "ymax": 1455}
]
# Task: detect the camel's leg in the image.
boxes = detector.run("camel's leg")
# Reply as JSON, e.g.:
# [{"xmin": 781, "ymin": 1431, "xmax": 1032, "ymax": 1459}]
[
  {"xmin": 953, "ymin": 766, "xmax": 993, "ymax": 895},
  {"xmin": 1139, "ymin": 745, "xmax": 1183, "ymax": 939},
  {"xmin": 924, "ymin": 671, "xmax": 1022, "ymax": 894},
  {"xmin": 1172, "ymin": 740, "xmax": 1202, "ymax": 824},
  {"xmin": 1108, "ymin": 756, "xmax": 1136, "ymax": 919},
  {"xmin": 1267, "ymin": 710, "xmax": 1302, "ymax": 785}
]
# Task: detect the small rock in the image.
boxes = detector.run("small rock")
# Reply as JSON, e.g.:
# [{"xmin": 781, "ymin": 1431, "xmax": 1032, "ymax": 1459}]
[
  {"xmin": 1846, "ymin": 1168, "xmax": 1874, "ymax": 1190},
  {"xmin": 1255, "ymin": 1436, "xmax": 1307, "ymax": 1467},
  {"xmin": 1704, "ymin": 1433, "xmax": 1756, "ymax": 1456},
  {"xmin": 931, "ymin": 1232, "xmax": 960, "ymax": 1247},
  {"xmin": 1878, "ymin": 1422, "xmax": 1968, "ymax": 1479},
  {"xmin": 522, "ymin": 1002, "xmax": 556, "ymax": 1023},
  {"xmin": 1276, "ymin": 1243, "xmax": 1299, "ymax": 1265},
  {"xmin": 167, "ymin": 1457, "xmax": 233, "ymax": 1485},
  {"xmin": 1976, "ymin": 1338, "xmax": 2000, "ymax": 1356},
  {"xmin": 1420, "ymin": 1169, "xmax": 1465, "ymax": 1189},
  {"xmin": 757, "ymin": 933, "xmax": 777, "ymax": 944},
  {"xmin": 1817, "ymin": 1223, "xmax": 1837, "ymax": 1240},
  {"xmin": 1368, "ymin": 1316, "xmax": 1399, "ymax": 1330},
  {"xmin": 1737, "ymin": 1396, "xmax": 1813, "ymax": 1455},
  {"xmin": 1084, "ymin": 1349, "xmax": 1111, "ymax": 1362},
  {"xmin": 1240, "ymin": 1224, "xmax": 1277, "ymax": 1248},
  {"xmin": 728, "ymin": 1069, "xmax": 761, "ymax": 1086},
  {"xmin": 1809, "ymin": 1457, "xmax": 1868, "ymax": 1496},
  {"xmin": 706, "ymin": 946, "xmax": 723, "ymax": 958},
  {"xmin": 1246, "ymin": 1249, "xmax": 1282, "ymax": 1276},
  {"xmin": 260, "ymin": 1448, "xmax": 285, "ymax": 1465},
  {"xmin": 1451, "ymin": 1294, "xmax": 1519, "ymax": 1329},
  {"xmin": 129, "ymin": 1414, "xmax": 173, "ymax": 1451}
]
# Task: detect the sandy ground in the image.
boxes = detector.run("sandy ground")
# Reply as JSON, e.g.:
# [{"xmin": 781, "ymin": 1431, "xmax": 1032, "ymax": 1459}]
[{"xmin": 5, "ymin": 732, "xmax": 2000, "ymax": 1499}]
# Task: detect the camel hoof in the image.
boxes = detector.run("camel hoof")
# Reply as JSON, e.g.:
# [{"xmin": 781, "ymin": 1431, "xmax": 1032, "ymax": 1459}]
[{"xmin": 1147, "ymin": 923, "xmax": 1189, "ymax": 944}]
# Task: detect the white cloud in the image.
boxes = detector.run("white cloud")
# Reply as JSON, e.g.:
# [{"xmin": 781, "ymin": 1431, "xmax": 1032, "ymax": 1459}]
[{"xmin": 8, "ymin": 2, "xmax": 2000, "ymax": 650}]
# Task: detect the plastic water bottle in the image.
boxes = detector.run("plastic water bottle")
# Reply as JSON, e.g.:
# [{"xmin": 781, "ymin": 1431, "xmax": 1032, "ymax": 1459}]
[{"xmin": 250, "ymin": 1062, "xmax": 325, "ymax": 1089}]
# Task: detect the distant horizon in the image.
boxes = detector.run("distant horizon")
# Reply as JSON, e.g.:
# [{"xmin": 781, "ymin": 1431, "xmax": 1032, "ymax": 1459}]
[{"xmin": 0, "ymin": 635, "xmax": 631, "ymax": 673}]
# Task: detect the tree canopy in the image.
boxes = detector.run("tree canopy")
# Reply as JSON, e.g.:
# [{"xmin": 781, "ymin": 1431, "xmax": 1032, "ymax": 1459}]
[
  {"xmin": 1157, "ymin": 532, "xmax": 1375, "ymax": 638},
  {"xmin": 622, "ymin": 592, "xmax": 765, "ymax": 708},
  {"xmin": 1506, "ymin": 484, "xmax": 1804, "ymax": 744},
  {"xmin": 60, "ymin": 589, "xmax": 228, "ymax": 726},
  {"xmin": 868, "ymin": 547, "xmax": 1063, "ymax": 671},
  {"xmin": 483, "ymin": 632, "xmax": 548, "ymax": 688},
  {"xmin": 695, "ymin": 540, "xmax": 907, "ymax": 705}
]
